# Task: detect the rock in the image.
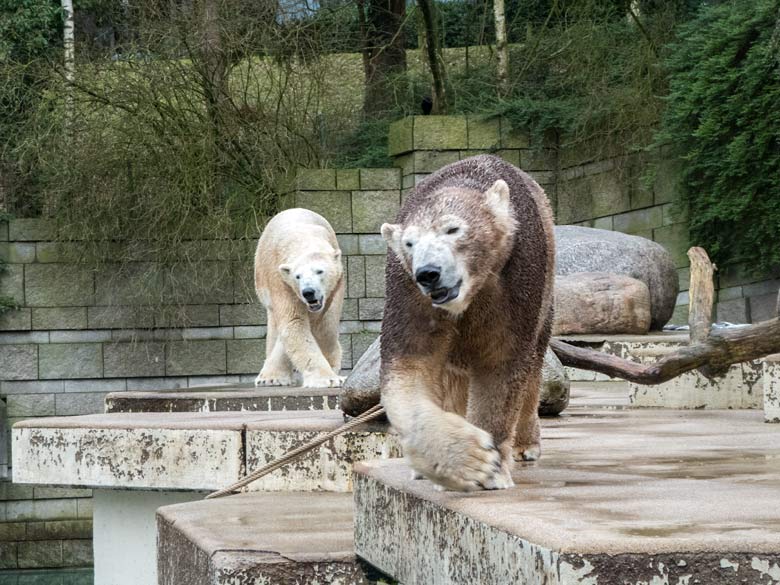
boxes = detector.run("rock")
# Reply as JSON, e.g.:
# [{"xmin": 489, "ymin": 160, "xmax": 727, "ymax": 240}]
[
  {"xmin": 341, "ymin": 338, "xmax": 382, "ymax": 417},
  {"xmin": 553, "ymin": 272, "xmax": 652, "ymax": 336},
  {"xmin": 539, "ymin": 348, "xmax": 570, "ymax": 416},
  {"xmin": 555, "ymin": 226, "xmax": 679, "ymax": 329},
  {"xmin": 341, "ymin": 338, "xmax": 570, "ymax": 417}
]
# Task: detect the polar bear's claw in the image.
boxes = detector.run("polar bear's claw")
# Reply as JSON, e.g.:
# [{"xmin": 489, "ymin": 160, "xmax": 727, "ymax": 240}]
[
  {"xmin": 301, "ymin": 374, "xmax": 345, "ymax": 388},
  {"xmin": 254, "ymin": 372, "xmax": 293, "ymax": 387}
]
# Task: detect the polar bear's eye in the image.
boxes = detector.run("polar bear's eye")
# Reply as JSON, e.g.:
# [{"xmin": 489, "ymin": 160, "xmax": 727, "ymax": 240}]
[
  {"xmin": 405, "ymin": 241, "xmax": 413, "ymax": 248},
  {"xmin": 295, "ymin": 275, "xmax": 300, "ymax": 280},
  {"xmin": 446, "ymin": 226, "xmax": 460, "ymax": 235},
  {"xmin": 316, "ymin": 269, "xmax": 324, "ymax": 275}
]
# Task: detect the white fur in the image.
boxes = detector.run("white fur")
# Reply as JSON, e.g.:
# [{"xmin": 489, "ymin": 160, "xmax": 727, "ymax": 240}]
[{"xmin": 253, "ymin": 208, "xmax": 345, "ymax": 388}]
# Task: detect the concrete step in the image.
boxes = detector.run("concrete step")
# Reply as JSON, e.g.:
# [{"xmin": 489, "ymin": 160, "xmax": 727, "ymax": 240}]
[
  {"xmin": 354, "ymin": 408, "xmax": 780, "ymax": 585},
  {"xmin": 105, "ymin": 383, "xmax": 341, "ymax": 414},
  {"xmin": 13, "ymin": 410, "xmax": 398, "ymax": 492},
  {"xmin": 157, "ymin": 492, "xmax": 390, "ymax": 585}
]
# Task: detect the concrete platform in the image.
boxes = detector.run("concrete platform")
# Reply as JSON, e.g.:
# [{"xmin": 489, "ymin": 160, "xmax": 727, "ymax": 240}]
[
  {"xmin": 12, "ymin": 410, "xmax": 397, "ymax": 491},
  {"xmin": 105, "ymin": 383, "xmax": 341, "ymax": 414},
  {"xmin": 354, "ymin": 408, "xmax": 780, "ymax": 584},
  {"xmin": 559, "ymin": 333, "xmax": 765, "ymax": 409},
  {"xmin": 12, "ymin": 410, "xmax": 398, "ymax": 585},
  {"xmin": 157, "ymin": 492, "xmax": 386, "ymax": 585}
]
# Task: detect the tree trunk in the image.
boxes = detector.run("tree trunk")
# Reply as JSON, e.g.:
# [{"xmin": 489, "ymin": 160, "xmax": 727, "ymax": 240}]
[
  {"xmin": 417, "ymin": 0, "xmax": 448, "ymax": 114},
  {"xmin": 356, "ymin": 0, "xmax": 371, "ymax": 82},
  {"xmin": 362, "ymin": 0, "xmax": 407, "ymax": 118},
  {"xmin": 199, "ymin": 0, "xmax": 227, "ymax": 130},
  {"xmin": 687, "ymin": 247, "xmax": 715, "ymax": 344},
  {"xmin": 62, "ymin": 0, "xmax": 75, "ymax": 121},
  {"xmin": 493, "ymin": 0, "xmax": 509, "ymax": 97}
]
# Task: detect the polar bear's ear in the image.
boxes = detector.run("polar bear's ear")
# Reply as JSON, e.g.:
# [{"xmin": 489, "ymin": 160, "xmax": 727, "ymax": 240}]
[
  {"xmin": 381, "ymin": 223, "xmax": 403, "ymax": 255},
  {"xmin": 278, "ymin": 264, "xmax": 292, "ymax": 277},
  {"xmin": 485, "ymin": 179, "xmax": 510, "ymax": 218},
  {"xmin": 333, "ymin": 249, "xmax": 342, "ymax": 261}
]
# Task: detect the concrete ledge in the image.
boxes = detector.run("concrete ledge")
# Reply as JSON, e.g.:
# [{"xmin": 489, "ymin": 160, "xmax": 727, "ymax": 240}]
[
  {"xmin": 354, "ymin": 409, "xmax": 780, "ymax": 584},
  {"xmin": 12, "ymin": 410, "xmax": 396, "ymax": 492},
  {"xmin": 105, "ymin": 384, "xmax": 341, "ymax": 414},
  {"xmin": 12, "ymin": 412, "xmax": 251, "ymax": 490},
  {"xmin": 157, "ymin": 492, "xmax": 383, "ymax": 585}
]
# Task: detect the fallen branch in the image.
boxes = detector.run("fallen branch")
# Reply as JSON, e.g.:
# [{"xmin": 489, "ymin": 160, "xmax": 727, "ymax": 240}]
[{"xmin": 550, "ymin": 316, "xmax": 780, "ymax": 384}]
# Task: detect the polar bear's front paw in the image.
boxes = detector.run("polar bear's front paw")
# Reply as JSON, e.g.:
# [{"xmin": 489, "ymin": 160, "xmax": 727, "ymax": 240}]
[
  {"xmin": 254, "ymin": 370, "xmax": 294, "ymax": 387},
  {"xmin": 404, "ymin": 412, "xmax": 512, "ymax": 492},
  {"xmin": 301, "ymin": 372, "xmax": 345, "ymax": 388}
]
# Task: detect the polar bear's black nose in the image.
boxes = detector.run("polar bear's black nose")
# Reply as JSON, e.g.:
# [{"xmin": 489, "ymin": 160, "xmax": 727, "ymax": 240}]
[
  {"xmin": 415, "ymin": 265, "xmax": 441, "ymax": 287},
  {"xmin": 302, "ymin": 288, "xmax": 317, "ymax": 301}
]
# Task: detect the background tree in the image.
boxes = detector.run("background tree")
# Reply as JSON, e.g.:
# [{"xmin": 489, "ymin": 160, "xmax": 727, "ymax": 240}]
[
  {"xmin": 417, "ymin": 0, "xmax": 448, "ymax": 113},
  {"xmin": 494, "ymin": 0, "xmax": 509, "ymax": 96},
  {"xmin": 360, "ymin": 0, "xmax": 407, "ymax": 117}
]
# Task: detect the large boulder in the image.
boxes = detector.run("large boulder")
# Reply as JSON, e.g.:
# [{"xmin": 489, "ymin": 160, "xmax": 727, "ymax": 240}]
[
  {"xmin": 341, "ymin": 338, "xmax": 570, "ymax": 417},
  {"xmin": 340, "ymin": 337, "xmax": 383, "ymax": 417},
  {"xmin": 553, "ymin": 272, "xmax": 652, "ymax": 336},
  {"xmin": 539, "ymin": 348, "xmax": 570, "ymax": 416},
  {"xmin": 555, "ymin": 226, "xmax": 679, "ymax": 330}
]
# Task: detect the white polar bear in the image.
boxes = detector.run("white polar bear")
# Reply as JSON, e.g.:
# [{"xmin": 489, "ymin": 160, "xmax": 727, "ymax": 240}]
[{"xmin": 253, "ymin": 208, "xmax": 345, "ymax": 388}]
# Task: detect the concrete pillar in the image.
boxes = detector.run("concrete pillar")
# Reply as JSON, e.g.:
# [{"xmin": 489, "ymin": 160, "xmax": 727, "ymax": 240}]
[{"xmin": 93, "ymin": 490, "xmax": 202, "ymax": 585}]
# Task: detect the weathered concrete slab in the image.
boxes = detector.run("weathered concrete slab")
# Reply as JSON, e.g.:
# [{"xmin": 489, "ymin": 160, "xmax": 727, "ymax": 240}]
[
  {"xmin": 355, "ymin": 408, "xmax": 780, "ymax": 585},
  {"xmin": 12, "ymin": 412, "xmax": 252, "ymax": 490},
  {"xmin": 157, "ymin": 492, "xmax": 386, "ymax": 585},
  {"xmin": 559, "ymin": 333, "xmax": 765, "ymax": 409},
  {"xmin": 105, "ymin": 383, "xmax": 341, "ymax": 414},
  {"xmin": 12, "ymin": 410, "xmax": 396, "ymax": 492},
  {"xmin": 246, "ymin": 413, "xmax": 400, "ymax": 492},
  {"xmin": 765, "ymin": 354, "xmax": 780, "ymax": 423}
]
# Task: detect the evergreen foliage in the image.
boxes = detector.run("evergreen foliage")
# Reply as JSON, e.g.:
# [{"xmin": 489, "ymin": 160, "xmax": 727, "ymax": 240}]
[{"xmin": 659, "ymin": 0, "xmax": 780, "ymax": 273}]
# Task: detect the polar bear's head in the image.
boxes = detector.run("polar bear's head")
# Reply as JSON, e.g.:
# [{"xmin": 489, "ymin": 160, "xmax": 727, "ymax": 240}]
[
  {"xmin": 381, "ymin": 179, "xmax": 516, "ymax": 315},
  {"xmin": 279, "ymin": 249, "xmax": 343, "ymax": 313}
]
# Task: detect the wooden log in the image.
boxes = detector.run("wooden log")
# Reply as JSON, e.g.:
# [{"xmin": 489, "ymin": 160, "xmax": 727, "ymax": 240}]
[
  {"xmin": 550, "ymin": 316, "xmax": 780, "ymax": 385},
  {"xmin": 687, "ymin": 247, "xmax": 715, "ymax": 344}
]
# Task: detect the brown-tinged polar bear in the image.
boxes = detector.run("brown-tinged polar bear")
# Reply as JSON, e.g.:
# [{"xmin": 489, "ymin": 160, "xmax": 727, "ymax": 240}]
[
  {"xmin": 380, "ymin": 155, "xmax": 555, "ymax": 491},
  {"xmin": 254, "ymin": 208, "xmax": 345, "ymax": 388}
]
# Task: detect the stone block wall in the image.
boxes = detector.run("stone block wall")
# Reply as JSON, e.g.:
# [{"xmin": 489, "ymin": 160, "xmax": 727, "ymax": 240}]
[{"xmin": 388, "ymin": 115, "xmax": 557, "ymax": 203}]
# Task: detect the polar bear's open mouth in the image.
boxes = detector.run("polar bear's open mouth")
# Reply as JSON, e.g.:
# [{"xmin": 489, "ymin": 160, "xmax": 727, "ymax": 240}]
[
  {"xmin": 429, "ymin": 280, "xmax": 461, "ymax": 305},
  {"xmin": 306, "ymin": 299, "xmax": 324, "ymax": 312}
]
